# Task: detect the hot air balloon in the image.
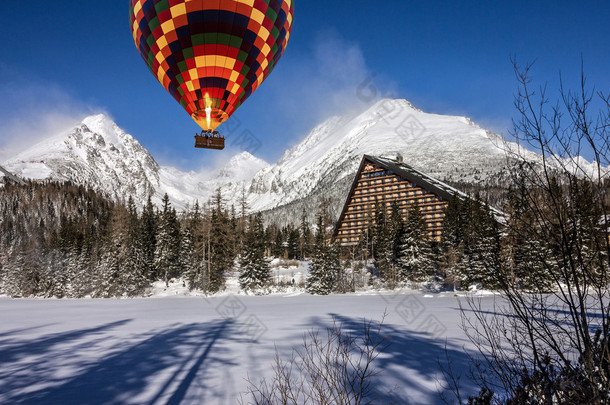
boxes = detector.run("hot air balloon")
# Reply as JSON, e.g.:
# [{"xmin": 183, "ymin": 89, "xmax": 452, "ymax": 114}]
[{"xmin": 129, "ymin": 0, "xmax": 294, "ymax": 150}]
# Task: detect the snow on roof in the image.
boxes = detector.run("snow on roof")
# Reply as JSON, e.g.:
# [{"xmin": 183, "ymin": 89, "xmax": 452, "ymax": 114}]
[
  {"xmin": 367, "ymin": 155, "xmax": 470, "ymax": 201},
  {"xmin": 364, "ymin": 155, "xmax": 505, "ymax": 220},
  {"xmin": 0, "ymin": 164, "xmax": 25, "ymax": 185}
]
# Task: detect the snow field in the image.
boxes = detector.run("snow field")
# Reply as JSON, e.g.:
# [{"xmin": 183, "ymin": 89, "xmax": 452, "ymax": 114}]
[{"xmin": 0, "ymin": 291, "xmax": 489, "ymax": 404}]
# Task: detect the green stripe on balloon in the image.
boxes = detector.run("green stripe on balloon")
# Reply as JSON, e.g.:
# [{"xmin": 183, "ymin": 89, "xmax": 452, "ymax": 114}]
[
  {"xmin": 183, "ymin": 47, "xmax": 194, "ymax": 60},
  {"xmin": 155, "ymin": 0, "xmax": 169, "ymax": 13}
]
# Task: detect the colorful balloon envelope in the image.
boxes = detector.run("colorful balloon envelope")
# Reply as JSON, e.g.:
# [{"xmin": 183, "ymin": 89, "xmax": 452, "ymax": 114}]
[{"xmin": 129, "ymin": 0, "xmax": 294, "ymax": 132}]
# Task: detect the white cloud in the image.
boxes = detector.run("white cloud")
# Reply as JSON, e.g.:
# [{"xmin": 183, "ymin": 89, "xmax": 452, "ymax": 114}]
[
  {"xmin": 276, "ymin": 31, "xmax": 391, "ymax": 123},
  {"xmin": 240, "ymin": 29, "xmax": 398, "ymax": 162},
  {"xmin": 0, "ymin": 33, "xmax": 392, "ymax": 172},
  {"xmin": 0, "ymin": 75, "xmax": 102, "ymax": 162}
]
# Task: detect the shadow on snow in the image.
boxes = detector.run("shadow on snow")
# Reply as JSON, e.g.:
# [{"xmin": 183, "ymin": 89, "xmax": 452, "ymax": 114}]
[
  {"xmin": 287, "ymin": 313, "xmax": 479, "ymax": 405},
  {"xmin": 0, "ymin": 318, "xmax": 248, "ymax": 405}
]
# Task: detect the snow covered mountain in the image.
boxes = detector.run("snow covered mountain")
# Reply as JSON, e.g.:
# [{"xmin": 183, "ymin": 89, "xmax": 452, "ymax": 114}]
[
  {"xmin": 246, "ymin": 99, "xmax": 529, "ymax": 221},
  {"xmin": 0, "ymin": 114, "xmax": 268, "ymax": 210},
  {"xmin": 2, "ymin": 99, "xmax": 574, "ymax": 220}
]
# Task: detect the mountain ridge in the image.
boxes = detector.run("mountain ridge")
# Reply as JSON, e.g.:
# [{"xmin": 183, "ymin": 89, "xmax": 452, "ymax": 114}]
[
  {"xmin": 1, "ymin": 114, "xmax": 267, "ymax": 210},
  {"xmin": 3, "ymin": 99, "xmax": 593, "ymax": 222}
]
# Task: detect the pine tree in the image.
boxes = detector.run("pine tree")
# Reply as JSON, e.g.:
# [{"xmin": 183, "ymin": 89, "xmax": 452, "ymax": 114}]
[
  {"xmin": 183, "ymin": 203, "xmax": 204, "ymax": 291},
  {"xmin": 440, "ymin": 196, "xmax": 468, "ymax": 289},
  {"xmin": 181, "ymin": 226, "xmax": 201, "ymax": 290},
  {"xmin": 0, "ymin": 249, "xmax": 9, "ymax": 296},
  {"xmin": 72, "ymin": 243, "xmax": 94, "ymax": 297},
  {"xmin": 120, "ymin": 196, "xmax": 148, "ymax": 296},
  {"xmin": 239, "ymin": 213, "xmax": 270, "ymax": 292},
  {"xmin": 397, "ymin": 201, "xmax": 436, "ymax": 282},
  {"xmin": 504, "ymin": 179, "xmax": 553, "ymax": 291},
  {"xmin": 570, "ymin": 178, "xmax": 607, "ymax": 282},
  {"xmin": 50, "ymin": 215, "xmax": 76, "ymax": 297},
  {"xmin": 237, "ymin": 187, "xmax": 249, "ymax": 254},
  {"xmin": 328, "ymin": 242, "xmax": 344, "ymax": 293},
  {"xmin": 96, "ymin": 239, "xmax": 121, "ymax": 298},
  {"xmin": 229, "ymin": 205, "xmax": 239, "ymax": 259},
  {"xmin": 307, "ymin": 215, "xmax": 333, "ymax": 295},
  {"xmin": 389, "ymin": 201, "xmax": 404, "ymax": 260},
  {"xmin": 442, "ymin": 196, "xmax": 464, "ymax": 250},
  {"xmin": 0, "ymin": 181, "xmax": 118, "ymax": 297},
  {"xmin": 208, "ymin": 188, "xmax": 233, "ymax": 292},
  {"xmin": 141, "ymin": 195, "xmax": 157, "ymax": 281},
  {"xmin": 3, "ymin": 243, "xmax": 26, "ymax": 297},
  {"xmin": 287, "ymin": 227, "xmax": 300, "ymax": 259},
  {"xmin": 357, "ymin": 210, "xmax": 376, "ymax": 262},
  {"xmin": 300, "ymin": 209, "xmax": 313, "ymax": 259},
  {"xmin": 373, "ymin": 203, "xmax": 393, "ymax": 281},
  {"xmin": 23, "ymin": 239, "xmax": 44, "ymax": 297},
  {"xmin": 155, "ymin": 194, "xmax": 182, "ymax": 286},
  {"xmin": 461, "ymin": 197, "xmax": 501, "ymax": 288},
  {"xmin": 273, "ymin": 226, "xmax": 285, "ymax": 258},
  {"xmin": 95, "ymin": 203, "xmax": 129, "ymax": 297}
]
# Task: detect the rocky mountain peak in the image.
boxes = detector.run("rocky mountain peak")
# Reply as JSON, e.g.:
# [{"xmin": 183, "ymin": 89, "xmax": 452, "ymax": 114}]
[{"xmin": 4, "ymin": 100, "xmax": 581, "ymax": 222}]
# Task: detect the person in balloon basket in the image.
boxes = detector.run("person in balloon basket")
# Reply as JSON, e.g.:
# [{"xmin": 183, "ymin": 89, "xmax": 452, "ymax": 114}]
[{"xmin": 195, "ymin": 130, "xmax": 225, "ymax": 147}]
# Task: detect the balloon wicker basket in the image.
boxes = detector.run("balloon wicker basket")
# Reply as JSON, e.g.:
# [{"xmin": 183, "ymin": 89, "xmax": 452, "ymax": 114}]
[{"xmin": 194, "ymin": 131, "xmax": 225, "ymax": 150}]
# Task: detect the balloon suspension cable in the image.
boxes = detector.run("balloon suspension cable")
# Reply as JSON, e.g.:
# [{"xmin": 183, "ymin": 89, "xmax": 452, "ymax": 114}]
[{"xmin": 194, "ymin": 128, "xmax": 225, "ymax": 150}]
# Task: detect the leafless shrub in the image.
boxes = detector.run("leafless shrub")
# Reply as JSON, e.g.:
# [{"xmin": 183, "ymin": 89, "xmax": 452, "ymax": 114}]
[
  {"xmin": 240, "ymin": 313, "xmax": 396, "ymax": 405},
  {"xmin": 450, "ymin": 59, "xmax": 610, "ymax": 404}
]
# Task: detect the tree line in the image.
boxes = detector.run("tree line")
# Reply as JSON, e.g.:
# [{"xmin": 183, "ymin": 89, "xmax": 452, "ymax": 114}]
[
  {"xmin": 0, "ymin": 164, "xmax": 606, "ymax": 299},
  {"xmin": 0, "ymin": 181, "xmax": 316, "ymax": 297}
]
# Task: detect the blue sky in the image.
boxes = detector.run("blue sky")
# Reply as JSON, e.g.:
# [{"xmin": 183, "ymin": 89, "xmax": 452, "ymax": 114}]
[{"xmin": 1, "ymin": 1, "xmax": 608, "ymax": 171}]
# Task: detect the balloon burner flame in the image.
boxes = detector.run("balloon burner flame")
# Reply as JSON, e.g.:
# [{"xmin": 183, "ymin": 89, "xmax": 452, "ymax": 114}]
[
  {"xmin": 205, "ymin": 107, "xmax": 212, "ymax": 130},
  {"xmin": 204, "ymin": 93, "xmax": 212, "ymax": 130}
]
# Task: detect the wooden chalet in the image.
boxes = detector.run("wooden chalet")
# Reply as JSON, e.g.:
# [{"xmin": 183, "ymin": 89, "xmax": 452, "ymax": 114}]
[{"xmin": 334, "ymin": 154, "xmax": 469, "ymax": 246}]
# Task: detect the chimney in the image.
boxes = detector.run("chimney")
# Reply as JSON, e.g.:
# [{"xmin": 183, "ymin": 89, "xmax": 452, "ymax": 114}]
[{"xmin": 396, "ymin": 153, "xmax": 404, "ymax": 164}]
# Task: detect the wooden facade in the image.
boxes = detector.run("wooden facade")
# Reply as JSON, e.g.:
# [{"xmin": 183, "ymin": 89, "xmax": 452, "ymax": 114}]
[{"xmin": 334, "ymin": 155, "xmax": 467, "ymax": 246}]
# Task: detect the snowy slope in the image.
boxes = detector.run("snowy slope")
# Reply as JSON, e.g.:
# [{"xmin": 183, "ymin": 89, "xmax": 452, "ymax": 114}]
[
  {"xmin": 156, "ymin": 151, "xmax": 268, "ymax": 209},
  {"xmin": 246, "ymin": 99, "xmax": 525, "ymax": 213},
  {"xmin": 3, "ymin": 99, "xmax": 599, "ymax": 217},
  {"xmin": 3, "ymin": 115, "xmax": 160, "ymax": 202},
  {"xmin": 1, "ymin": 115, "xmax": 268, "ymax": 209}
]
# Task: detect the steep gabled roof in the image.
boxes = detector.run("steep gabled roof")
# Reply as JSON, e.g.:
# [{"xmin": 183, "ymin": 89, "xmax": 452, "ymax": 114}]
[
  {"xmin": 333, "ymin": 155, "xmax": 504, "ymax": 241},
  {"xmin": 0, "ymin": 165, "xmax": 25, "ymax": 185},
  {"xmin": 366, "ymin": 155, "xmax": 505, "ymax": 219},
  {"xmin": 364, "ymin": 155, "xmax": 469, "ymax": 201}
]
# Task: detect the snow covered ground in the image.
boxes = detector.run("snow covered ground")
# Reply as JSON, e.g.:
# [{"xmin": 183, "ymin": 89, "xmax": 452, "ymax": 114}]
[
  {"xmin": 0, "ymin": 289, "xmax": 496, "ymax": 404},
  {"xmin": 149, "ymin": 260, "xmax": 311, "ymax": 298}
]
